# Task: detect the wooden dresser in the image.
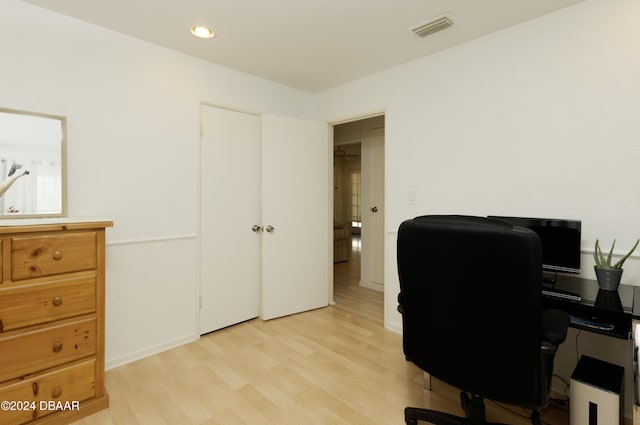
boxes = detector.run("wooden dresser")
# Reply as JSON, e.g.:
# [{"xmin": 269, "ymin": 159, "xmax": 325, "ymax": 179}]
[{"xmin": 0, "ymin": 220, "xmax": 112, "ymax": 425}]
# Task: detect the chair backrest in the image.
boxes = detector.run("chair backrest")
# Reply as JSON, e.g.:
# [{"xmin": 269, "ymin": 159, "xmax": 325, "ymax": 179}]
[{"xmin": 397, "ymin": 215, "xmax": 543, "ymax": 406}]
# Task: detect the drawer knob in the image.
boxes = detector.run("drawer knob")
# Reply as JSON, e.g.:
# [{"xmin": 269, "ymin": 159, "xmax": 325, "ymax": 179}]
[
  {"xmin": 52, "ymin": 342, "xmax": 63, "ymax": 353},
  {"xmin": 52, "ymin": 296, "xmax": 63, "ymax": 307},
  {"xmin": 52, "ymin": 387, "xmax": 62, "ymax": 398},
  {"xmin": 52, "ymin": 251, "xmax": 63, "ymax": 261}
]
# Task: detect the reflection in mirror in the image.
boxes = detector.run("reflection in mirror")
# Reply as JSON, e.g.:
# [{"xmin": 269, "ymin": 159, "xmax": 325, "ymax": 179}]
[{"xmin": 0, "ymin": 108, "xmax": 66, "ymax": 217}]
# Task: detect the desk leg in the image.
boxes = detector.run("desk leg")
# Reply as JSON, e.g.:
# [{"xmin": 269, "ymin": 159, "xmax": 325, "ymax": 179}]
[{"xmin": 423, "ymin": 372, "xmax": 432, "ymax": 391}]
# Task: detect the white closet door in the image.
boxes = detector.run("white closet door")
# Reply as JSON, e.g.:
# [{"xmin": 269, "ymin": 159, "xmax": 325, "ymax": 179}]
[
  {"xmin": 199, "ymin": 105, "xmax": 261, "ymax": 334},
  {"xmin": 261, "ymin": 115, "xmax": 330, "ymax": 320}
]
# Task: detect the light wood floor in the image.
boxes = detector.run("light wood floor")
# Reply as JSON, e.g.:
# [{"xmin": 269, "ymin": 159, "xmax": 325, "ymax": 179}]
[{"xmin": 73, "ymin": 238, "xmax": 568, "ymax": 424}]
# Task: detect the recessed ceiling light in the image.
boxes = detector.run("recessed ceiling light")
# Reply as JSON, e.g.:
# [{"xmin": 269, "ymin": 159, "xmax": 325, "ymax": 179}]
[{"xmin": 191, "ymin": 26, "xmax": 215, "ymax": 39}]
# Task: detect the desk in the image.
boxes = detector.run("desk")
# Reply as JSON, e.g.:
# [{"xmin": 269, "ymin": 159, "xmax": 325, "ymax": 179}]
[
  {"xmin": 542, "ymin": 276, "xmax": 636, "ymax": 340},
  {"xmin": 542, "ymin": 276, "xmax": 640, "ymax": 424}
]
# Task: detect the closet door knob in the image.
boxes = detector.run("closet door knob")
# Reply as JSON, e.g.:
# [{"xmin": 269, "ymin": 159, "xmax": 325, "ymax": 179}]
[
  {"xmin": 265, "ymin": 225, "xmax": 275, "ymax": 233},
  {"xmin": 252, "ymin": 225, "xmax": 262, "ymax": 233}
]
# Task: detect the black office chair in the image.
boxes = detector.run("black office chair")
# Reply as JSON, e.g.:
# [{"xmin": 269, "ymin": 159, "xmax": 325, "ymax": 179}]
[{"xmin": 397, "ymin": 215, "xmax": 569, "ymax": 425}]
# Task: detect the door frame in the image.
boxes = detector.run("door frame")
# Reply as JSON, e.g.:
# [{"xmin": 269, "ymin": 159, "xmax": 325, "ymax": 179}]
[{"xmin": 329, "ymin": 111, "xmax": 386, "ymax": 313}]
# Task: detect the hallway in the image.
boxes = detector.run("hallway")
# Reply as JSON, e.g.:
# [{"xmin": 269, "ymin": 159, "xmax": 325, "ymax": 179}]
[{"xmin": 332, "ymin": 236, "xmax": 384, "ymax": 325}]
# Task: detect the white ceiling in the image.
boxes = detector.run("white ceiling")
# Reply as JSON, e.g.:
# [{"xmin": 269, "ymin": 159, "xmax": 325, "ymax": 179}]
[{"xmin": 20, "ymin": 0, "xmax": 586, "ymax": 93}]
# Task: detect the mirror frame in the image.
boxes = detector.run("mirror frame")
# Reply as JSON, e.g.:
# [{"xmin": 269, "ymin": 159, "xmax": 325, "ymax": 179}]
[{"xmin": 0, "ymin": 107, "xmax": 67, "ymax": 219}]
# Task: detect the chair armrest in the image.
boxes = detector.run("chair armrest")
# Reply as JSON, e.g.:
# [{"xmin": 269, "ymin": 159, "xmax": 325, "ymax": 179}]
[{"xmin": 542, "ymin": 309, "xmax": 569, "ymax": 345}]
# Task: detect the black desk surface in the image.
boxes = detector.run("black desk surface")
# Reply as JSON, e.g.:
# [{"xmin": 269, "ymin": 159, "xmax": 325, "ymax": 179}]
[{"xmin": 542, "ymin": 275, "xmax": 638, "ymax": 339}]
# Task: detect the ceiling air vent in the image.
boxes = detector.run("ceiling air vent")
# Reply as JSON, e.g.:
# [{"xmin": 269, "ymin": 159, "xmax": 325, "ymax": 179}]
[{"xmin": 410, "ymin": 14, "xmax": 455, "ymax": 38}]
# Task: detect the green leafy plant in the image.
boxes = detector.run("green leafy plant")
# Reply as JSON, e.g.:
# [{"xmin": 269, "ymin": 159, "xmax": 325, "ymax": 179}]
[{"xmin": 594, "ymin": 238, "xmax": 640, "ymax": 269}]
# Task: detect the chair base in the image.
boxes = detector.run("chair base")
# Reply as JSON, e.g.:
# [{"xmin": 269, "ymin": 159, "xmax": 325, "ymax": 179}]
[{"xmin": 404, "ymin": 393, "xmax": 541, "ymax": 425}]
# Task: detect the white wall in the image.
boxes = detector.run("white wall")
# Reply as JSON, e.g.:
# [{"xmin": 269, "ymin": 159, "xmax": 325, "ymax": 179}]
[
  {"xmin": 0, "ymin": 0, "xmax": 317, "ymax": 368},
  {"xmin": 318, "ymin": 0, "xmax": 640, "ymax": 415}
]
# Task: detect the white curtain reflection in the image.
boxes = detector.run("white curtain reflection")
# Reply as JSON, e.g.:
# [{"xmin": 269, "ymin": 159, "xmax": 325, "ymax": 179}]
[
  {"xmin": 0, "ymin": 110, "xmax": 63, "ymax": 216},
  {"xmin": 0, "ymin": 157, "xmax": 61, "ymax": 214}
]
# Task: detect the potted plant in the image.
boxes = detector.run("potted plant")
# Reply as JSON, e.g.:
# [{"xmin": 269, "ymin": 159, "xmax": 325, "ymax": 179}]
[{"xmin": 593, "ymin": 238, "xmax": 639, "ymax": 291}]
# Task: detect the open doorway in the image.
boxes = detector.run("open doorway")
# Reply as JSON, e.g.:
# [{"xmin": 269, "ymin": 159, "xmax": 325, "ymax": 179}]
[{"xmin": 332, "ymin": 115, "xmax": 385, "ymax": 324}]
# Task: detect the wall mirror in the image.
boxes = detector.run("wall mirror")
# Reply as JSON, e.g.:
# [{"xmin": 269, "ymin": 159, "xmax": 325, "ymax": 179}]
[{"xmin": 0, "ymin": 108, "xmax": 66, "ymax": 218}]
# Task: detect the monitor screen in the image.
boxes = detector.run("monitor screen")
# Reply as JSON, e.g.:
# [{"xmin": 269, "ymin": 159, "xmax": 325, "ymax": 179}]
[{"xmin": 488, "ymin": 216, "xmax": 581, "ymax": 274}]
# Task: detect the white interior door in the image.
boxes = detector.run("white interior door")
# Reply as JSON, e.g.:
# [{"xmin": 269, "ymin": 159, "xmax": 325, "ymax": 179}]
[
  {"xmin": 369, "ymin": 131, "xmax": 385, "ymax": 285},
  {"xmin": 261, "ymin": 115, "xmax": 330, "ymax": 320},
  {"xmin": 360, "ymin": 122, "xmax": 385, "ymax": 290},
  {"xmin": 199, "ymin": 105, "xmax": 261, "ymax": 334}
]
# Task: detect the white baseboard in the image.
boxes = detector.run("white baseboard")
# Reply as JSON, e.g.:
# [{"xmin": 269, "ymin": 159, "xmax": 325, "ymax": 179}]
[
  {"xmin": 385, "ymin": 321, "xmax": 403, "ymax": 335},
  {"xmin": 105, "ymin": 334, "xmax": 197, "ymax": 370},
  {"xmin": 359, "ymin": 280, "xmax": 384, "ymax": 292}
]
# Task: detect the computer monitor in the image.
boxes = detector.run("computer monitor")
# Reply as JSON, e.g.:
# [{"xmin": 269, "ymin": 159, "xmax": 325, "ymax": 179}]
[{"xmin": 488, "ymin": 216, "xmax": 581, "ymax": 275}]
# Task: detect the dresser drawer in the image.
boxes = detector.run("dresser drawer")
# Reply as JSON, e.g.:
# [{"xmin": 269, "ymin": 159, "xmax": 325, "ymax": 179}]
[
  {"xmin": 0, "ymin": 317, "xmax": 96, "ymax": 383},
  {"xmin": 11, "ymin": 232, "xmax": 96, "ymax": 281},
  {"xmin": 0, "ymin": 358, "xmax": 96, "ymax": 425},
  {"xmin": 0, "ymin": 276, "xmax": 96, "ymax": 332}
]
